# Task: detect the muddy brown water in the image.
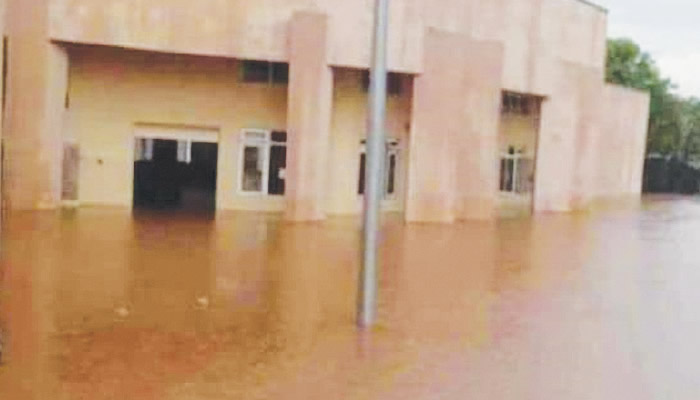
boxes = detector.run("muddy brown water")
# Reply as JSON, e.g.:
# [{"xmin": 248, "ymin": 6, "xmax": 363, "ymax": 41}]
[{"xmin": 1, "ymin": 196, "xmax": 700, "ymax": 399}]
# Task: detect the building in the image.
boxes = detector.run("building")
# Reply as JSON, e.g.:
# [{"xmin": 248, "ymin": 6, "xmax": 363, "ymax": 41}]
[{"xmin": 0, "ymin": 0, "xmax": 650, "ymax": 223}]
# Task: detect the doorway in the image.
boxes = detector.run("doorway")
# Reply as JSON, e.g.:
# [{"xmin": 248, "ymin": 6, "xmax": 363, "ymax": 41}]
[
  {"xmin": 498, "ymin": 92, "xmax": 542, "ymax": 218},
  {"xmin": 133, "ymin": 129, "xmax": 218, "ymax": 213}
]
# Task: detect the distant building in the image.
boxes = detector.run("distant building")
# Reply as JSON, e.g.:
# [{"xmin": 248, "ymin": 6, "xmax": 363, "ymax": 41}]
[{"xmin": 1, "ymin": 0, "xmax": 650, "ymax": 222}]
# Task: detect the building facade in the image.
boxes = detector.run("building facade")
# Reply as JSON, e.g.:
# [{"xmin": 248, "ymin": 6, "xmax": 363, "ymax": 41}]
[{"xmin": 0, "ymin": 0, "xmax": 650, "ymax": 222}]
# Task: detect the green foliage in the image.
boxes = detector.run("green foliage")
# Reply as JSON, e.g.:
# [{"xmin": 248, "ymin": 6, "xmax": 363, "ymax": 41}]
[{"xmin": 606, "ymin": 38, "xmax": 700, "ymax": 160}]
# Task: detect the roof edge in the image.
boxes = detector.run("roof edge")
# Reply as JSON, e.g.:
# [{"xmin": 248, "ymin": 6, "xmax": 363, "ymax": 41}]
[{"xmin": 573, "ymin": 0, "xmax": 608, "ymax": 13}]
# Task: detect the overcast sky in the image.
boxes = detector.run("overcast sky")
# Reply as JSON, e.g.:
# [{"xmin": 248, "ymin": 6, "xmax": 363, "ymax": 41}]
[{"xmin": 598, "ymin": 0, "xmax": 700, "ymax": 97}]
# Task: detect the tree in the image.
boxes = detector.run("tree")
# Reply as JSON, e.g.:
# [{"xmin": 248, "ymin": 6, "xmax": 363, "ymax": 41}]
[
  {"xmin": 678, "ymin": 98, "xmax": 700, "ymax": 161},
  {"xmin": 606, "ymin": 39, "xmax": 664, "ymax": 91},
  {"xmin": 606, "ymin": 38, "xmax": 680, "ymax": 156}
]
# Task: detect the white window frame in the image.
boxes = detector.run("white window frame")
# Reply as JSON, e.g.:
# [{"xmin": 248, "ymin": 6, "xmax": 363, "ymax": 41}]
[
  {"xmin": 500, "ymin": 153, "xmax": 520, "ymax": 194},
  {"xmin": 500, "ymin": 150, "xmax": 533, "ymax": 195},
  {"xmin": 238, "ymin": 129, "xmax": 287, "ymax": 196},
  {"xmin": 133, "ymin": 125, "xmax": 218, "ymax": 163}
]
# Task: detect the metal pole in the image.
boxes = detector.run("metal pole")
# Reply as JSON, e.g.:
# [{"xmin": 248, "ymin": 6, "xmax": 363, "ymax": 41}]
[{"xmin": 358, "ymin": 0, "xmax": 389, "ymax": 328}]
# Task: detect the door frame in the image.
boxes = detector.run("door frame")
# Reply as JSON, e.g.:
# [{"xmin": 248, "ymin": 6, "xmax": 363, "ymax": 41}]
[{"xmin": 132, "ymin": 124, "xmax": 220, "ymax": 210}]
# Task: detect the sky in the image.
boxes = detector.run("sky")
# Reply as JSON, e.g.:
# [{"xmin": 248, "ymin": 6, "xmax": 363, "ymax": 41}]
[{"xmin": 598, "ymin": 0, "xmax": 700, "ymax": 98}]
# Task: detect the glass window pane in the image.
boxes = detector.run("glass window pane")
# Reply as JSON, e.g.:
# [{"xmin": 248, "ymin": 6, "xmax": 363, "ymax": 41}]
[
  {"xmin": 506, "ymin": 159, "xmax": 515, "ymax": 192},
  {"xmin": 242, "ymin": 146, "xmax": 263, "ymax": 192},
  {"xmin": 268, "ymin": 145, "xmax": 287, "ymax": 195},
  {"xmin": 521, "ymin": 97, "xmax": 531, "ymax": 114},
  {"xmin": 516, "ymin": 158, "xmax": 535, "ymax": 194},
  {"xmin": 500, "ymin": 158, "xmax": 513, "ymax": 192},
  {"xmin": 387, "ymin": 73, "xmax": 402, "ymax": 96},
  {"xmin": 358, "ymin": 153, "xmax": 366, "ymax": 195},
  {"xmin": 387, "ymin": 153, "xmax": 396, "ymax": 195},
  {"xmin": 242, "ymin": 61, "xmax": 270, "ymax": 83},
  {"xmin": 271, "ymin": 63, "xmax": 289, "ymax": 84},
  {"xmin": 271, "ymin": 131, "xmax": 287, "ymax": 143}
]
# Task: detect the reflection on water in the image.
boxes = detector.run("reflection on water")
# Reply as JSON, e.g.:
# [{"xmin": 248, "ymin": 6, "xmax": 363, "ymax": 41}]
[{"xmin": 2, "ymin": 197, "xmax": 700, "ymax": 399}]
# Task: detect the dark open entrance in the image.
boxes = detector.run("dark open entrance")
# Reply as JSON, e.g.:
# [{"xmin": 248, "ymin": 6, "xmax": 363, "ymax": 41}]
[{"xmin": 133, "ymin": 139, "xmax": 218, "ymax": 213}]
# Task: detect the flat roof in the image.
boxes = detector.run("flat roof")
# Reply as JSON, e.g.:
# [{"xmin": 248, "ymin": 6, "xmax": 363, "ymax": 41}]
[{"xmin": 574, "ymin": 0, "xmax": 608, "ymax": 13}]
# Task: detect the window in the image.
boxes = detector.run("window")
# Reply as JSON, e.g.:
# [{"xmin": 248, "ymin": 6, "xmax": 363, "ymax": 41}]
[
  {"xmin": 501, "ymin": 92, "xmax": 542, "ymax": 116},
  {"xmin": 358, "ymin": 139, "xmax": 400, "ymax": 199},
  {"xmin": 241, "ymin": 61, "xmax": 289, "ymax": 85},
  {"xmin": 239, "ymin": 130, "xmax": 287, "ymax": 195},
  {"xmin": 499, "ymin": 146, "xmax": 534, "ymax": 194},
  {"xmin": 362, "ymin": 72, "xmax": 403, "ymax": 96}
]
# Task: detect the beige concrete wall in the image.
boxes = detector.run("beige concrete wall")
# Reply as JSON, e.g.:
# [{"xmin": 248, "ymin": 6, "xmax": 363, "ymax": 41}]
[
  {"xmin": 326, "ymin": 69, "xmax": 412, "ymax": 215},
  {"xmin": 47, "ymin": 0, "xmax": 606, "ymax": 92},
  {"xmin": 69, "ymin": 44, "xmax": 414, "ymax": 216},
  {"xmin": 5, "ymin": 0, "xmax": 651, "ymax": 219},
  {"xmin": 506, "ymin": 66, "xmax": 648, "ymax": 215},
  {"xmin": 595, "ymin": 84, "xmax": 650, "ymax": 197},
  {"xmin": 4, "ymin": 0, "xmax": 68, "ymax": 210},
  {"xmin": 407, "ymin": 30, "xmax": 504, "ymax": 223},
  {"xmin": 534, "ymin": 62, "xmax": 603, "ymax": 212},
  {"xmin": 421, "ymin": 0, "xmax": 606, "ymax": 94},
  {"xmin": 457, "ymin": 40, "xmax": 504, "ymax": 220},
  {"xmin": 68, "ymin": 46, "xmax": 288, "ymax": 211},
  {"xmin": 47, "ymin": 0, "xmax": 422, "ymax": 73}
]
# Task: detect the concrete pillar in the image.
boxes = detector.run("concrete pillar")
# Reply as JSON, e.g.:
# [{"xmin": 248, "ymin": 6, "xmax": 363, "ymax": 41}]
[
  {"xmin": 534, "ymin": 63, "xmax": 580, "ymax": 212},
  {"xmin": 4, "ymin": 0, "xmax": 68, "ymax": 210},
  {"xmin": 457, "ymin": 40, "xmax": 504, "ymax": 220},
  {"xmin": 534, "ymin": 62, "xmax": 603, "ymax": 213},
  {"xmin": 406, "ymin": 30, "xmax": 503, "ymax": 223},
  {"xmin": 285, "ymin": 12, "xmax": 333, "ymax": 222},
  {"xmin": 406, "ymin": 31, "xmax": 462, "ymax": 223},
  {"xmin": 598, "ymin": 85, "xmax": 650, "ymax": 197},
  {"xmin": 571, "ymin": 68, "xmax": 604, "ymax": 209}
]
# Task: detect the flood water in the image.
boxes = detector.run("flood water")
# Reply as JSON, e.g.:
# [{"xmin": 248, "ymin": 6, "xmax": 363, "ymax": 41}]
[{"xmin": 1, "ymin": 196, "xmax": 700, "ymax": 399}]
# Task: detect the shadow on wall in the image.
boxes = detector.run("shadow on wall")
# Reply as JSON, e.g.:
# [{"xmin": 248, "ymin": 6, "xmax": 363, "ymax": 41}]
[{"xmin": 644, "ymin": 156, "xmax": 700, "ymax": 194}]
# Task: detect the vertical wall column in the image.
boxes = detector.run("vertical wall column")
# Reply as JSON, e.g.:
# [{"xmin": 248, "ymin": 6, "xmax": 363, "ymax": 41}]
[
  {"xmin": 534, "ymin": 62, "xmax": 604, "ymax": 213},
  {"xmin": 406, "ymin": 31, "xmax": 463, "ymax": 223},
  {"xmin": 571, "ymin": 68, "xmax": 604, "ymax": 209},
  {"xmin": 534, "ymin": 63, "xmax": 585, "ymax": 212},
  {"xmin": 285, "ymin": 12, "xmax": 333, "ymax": 222},
  {"xmin": 406, "ymin": 30, "xmax": 503, "ymax": 223},
  {"xmin": 5, "ymin": 0, "xmax": 68, "ymax": 210},
  {"xmin": 595, "ymin": 85, "xmax": 650, "ymax": 199},
  {"xmin": 457, "ymin": 40, "xmax": 504, "ymax": 220}
]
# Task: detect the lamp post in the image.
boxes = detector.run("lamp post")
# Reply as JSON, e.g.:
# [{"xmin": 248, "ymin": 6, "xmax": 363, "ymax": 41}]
[{"xmin": 358, "ymin": 0, "xmax": 389, "ymax": 328}]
